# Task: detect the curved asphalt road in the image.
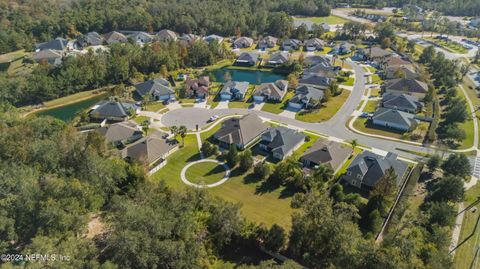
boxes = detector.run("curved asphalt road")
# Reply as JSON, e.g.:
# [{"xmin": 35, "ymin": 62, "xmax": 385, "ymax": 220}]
[{"xmin": 162, "ymin": 61, "xmax": 446, "ymax": 161}]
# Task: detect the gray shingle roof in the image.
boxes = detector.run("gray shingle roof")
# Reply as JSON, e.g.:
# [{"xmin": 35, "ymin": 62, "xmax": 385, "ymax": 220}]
[
  {"xmin": 299, "ymin": 75, "xmax": 332, "ymax": 88},
  {"xmin": 97, "ymin": 121, "xmax": 142, "ymax": 143},
  {"xmin": 372, "ymin": 107, "xmax": 418, "ymax": 128},
  {"xmin": 290, "ymin": 85, "xmax": 324, "ymax": 104},
  {"xmin": 32, "ymin": 49, "xmax": 63, "ymax": 61},
  {"xmin": 347, "ymin": 151, "xmax": 408, "ymax": 187},
  {"xmin": 90, "ymin": 101, "xmax": 137, "ymax": 119},
  {"xmin": 236, "ymin": 52, "xmax": 259, "ymax": 63},
  {"xmin": 300, "ymin": 140, "xmax": 352, "ymax": 171},
  {"xmin": 135, "ymin": 79, "xmax": 174, "ymax": 98},
  {"xmin": 122, "ymin": 133, "xmax": 178, "ymax": 165},
  {"xmin": 385, "ymin": 78, "xmax": 428, "ymax": 95},
  {"xmin": 214, "ymin": 114, "xmax": 268, "ymax": 147},
  {"xmin": 233, "ymin": 37, "xmax": 253, "ymax": 48},
  {"xmin": 268, "ymin": 52, "xmax": 290, "ymax": 64},
  {"xmin": 219, "ymin": 81, "xmax": 250, "ymax": 96},
  {"xmin": 157, "ymin": 30, "xmax": 177, "ymax": 41},
  {"xmin": 253, "ymin": 80, "xmax": 288, "ymax": 100},
  {"xmin": 382, "ymin": 93, "xmax": 423, "ymax": 112},
  {"xmin": 261, "ymin": 127, "xmax": 305, "ymax": 156},
  {"xmin": 304, "ymin": 38, "xmax": 325, "ymax": 48},
  {"xmin": 36, "ymin": 38, "xmax": 68, "ymax": 51},
  {"xmin": 103, "ymin": 31, "xmax": 128, "ymax": 44}
]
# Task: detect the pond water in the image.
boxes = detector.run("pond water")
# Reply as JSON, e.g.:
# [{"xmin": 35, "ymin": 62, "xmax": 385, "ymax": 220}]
[
  {"xmin": 211, "ymin": 68, "xmax": 285, "ymax": 84},
  {"xmin": 36, "ymin": 94, "xmax": 106, "ymax": 122}
]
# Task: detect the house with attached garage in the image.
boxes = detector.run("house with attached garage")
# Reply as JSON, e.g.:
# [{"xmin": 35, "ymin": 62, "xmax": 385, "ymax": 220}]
[
  {"xmin": 259, "ymin": 127, "xmax": 306, "ymax": 160},
  {"xmin": 219, "ymin": 81, "xmax": 250, "ymax": 101},
  {"xmin": 235, "ymin": 52, "xmax": 259, "ymax": 66},
  {"xmin": 304, "ymin": 38, "xmax": 325, "ymax": 51},
  {"xmin": 96, "ymin": 121, "xmax": 143, "ymax": 146},
  {"xmin": 178, "ymin": 33, "xmax": 200, "ymax": 46},
  {"xmin": 385, "ymin": 65, "xmax": 418, "ymax": 80},
  {"xmin": 267, "ymin": 52, "xmax": 290, "ymax": 66},
  {"xmin": 381, "ymin": 93, "xmax": 423, "ymax": 113},
  {"xmin": 184, "ymin": 76, "xmax": 210, "ymax": 99},
  {"xmin": 258, "ymin": 36, "xmax": 278, "ymax": 50},
  {"xmin": 342, "ymin": 151, "xmax": 408, "ymax": 191},
  {"xmin": 288, "ymin": 85, "xmax": 324, "ymax": 109},
  {"xmin": 383, "ymin": 78, "xmax": 429, "ymax": 98},
  {"xmin": 35, "ymin": 37, "xmax": 68, "ymax": 52},
  {"xmin": 233, "ymin": 37, "xmax": 254, "ymax": 48},
  {"xmin": 292, "ymin": 21, "xmax": 330, "ymax": 32},
  {"xmin": 103, "ymin": 31, "xmax": 128, "ymax": 44},
  {"xmin": 32, "ymin": 49, "xmax": 64, "ymax": 65},
  {"xmin": 300, "ymin": 140, "xmax": 353, "ymax": 173},
  {"xmin": 356, "ymin": 46, "xmax": 392, "ymax": 65},
  {"xmin": 77, "ymin": 32, "xmax": 105, "ymax": 47},
  {"xmin": 134, "ymin": 78, "xmax": 176, "ymax": 102},
  {"xmin": 252, "ymin": 80, "xmax": 288, "ymax": 102},
  {"xmin": 122, "ymin": 132, "xmax": 179, "ymax": 167},
  {"xmin": 214, "ymin": 113, "xmax": 269, "ymax": 149},
  {"xmin": 298, "ymin": 75, "xmax": 333, "ymax": 90},
  {"xmin": 371, "ymin": 107, "xmax": 419, "ymax": 132},
  {"xmin": 89, "ymin": 100, "xmax": 140, "ymax": 122},
  {"xmin": 129, "ymin": 31, "xmax": 155, "ymax": 44},
  {"xmin": 332, "ymin": 42, "xmax": 353, "ymax": 55},
  {"xmin": 156, "ymin": 29, "xmax": 178, "ymax": 42},
  {"xmin": 282, "ymin": 39, "xmax": 302, "ymax": 51}
]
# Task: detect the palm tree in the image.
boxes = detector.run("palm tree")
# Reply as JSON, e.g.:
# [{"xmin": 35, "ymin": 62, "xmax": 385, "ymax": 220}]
[
  {"xmin": 170, "ymin": 126, "xmax": 179, "ymax": 140},
  {"xmin": 178, "ymin": 125, "xmax": 187, "ymax": 146},
  {"xmin": 141, "ymin": 120, "xmax": 150, "ymax": 135}
]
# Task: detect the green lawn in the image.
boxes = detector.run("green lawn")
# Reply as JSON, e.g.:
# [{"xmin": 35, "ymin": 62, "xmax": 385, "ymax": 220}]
[
  {"xmin": 371, "ymin": 74, "xmax": 383, "ymax": 84},
  {"xmin": 152, "ymin": 134, "xmax": 296, "ymax": 229},
  {"xmin": 424, "ymin": 38, "xmax": 468, "ymax": 54},
  {"xmin": 228, "ymin": 101, "xmax": 252, "ymax": 109},
  {"xmin": 200, "ymin": 122, "xmax": 223, "ymax": 142},
  {"xmin": 144, "ymin": 102, "xmax": 165, "ymax": 112},
  {"xmin": 335, "ymin": 147, "xmax": 363, "ymax": 178},
  {"xmin": 0, "ymin": 49, "xmax": 26, "ymax": 63},
  {"xmin": 366, "ymin": 66, "xmax": 377, "ymax": 73},
  {"xmin": 296, "ymin": 90, "xmax": 350, "ymax": 123},
  {"xmin": 363, "ymin": 100, "xmax": 379, "ymax": 113},
  {"xmin": 456, "ymin": 86, "xmax": 475, "ymax": 150},
  {"xmin": 133, "ymin": 116, "xmax": 149, "ymax": 124},
  {"xmin": 292, "ymin": 15, "xmax": 349, "ymax": 25},
  {"xmin": 316, "ymin": 46, "xmax": 333, "ymax": 55},
  {"xmin": 340, "ymin": 76, "xmax": 355, "ymax": 86},
  {"xmin": 291, "ymin": 134, "xmax": 320, "ymax": 159},
  {"xmin": 353, "ymin": 117, "xmax": 405, "ymax": 140},
  {"xmin": 454, "ymin": 184, "xmax": 480, "ymax": 269},
  {"xmin": 185, "ymin": 162, "xmax": 227, "ymax": 185},
  {"xmin": 261, "ymin": 91, "xmax": 295, "ymax": 114}
]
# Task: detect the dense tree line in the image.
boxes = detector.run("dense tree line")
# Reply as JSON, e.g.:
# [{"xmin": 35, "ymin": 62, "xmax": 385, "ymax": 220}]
[
  {"xmin": 0, "ymin": 0, "xmax": 332, "ymax": 54},
  {"xmin": 0, "ymin": 40, "xmax": 230, "ymax": 106},
  {"xmin": 332, "ymin": 0, "xmax": 480, "ymax": 16}
]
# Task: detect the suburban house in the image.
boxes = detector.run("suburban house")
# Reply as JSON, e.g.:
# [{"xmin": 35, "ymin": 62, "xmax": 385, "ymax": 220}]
[
  {"xmin": 213, "ymin": 113, "xmax": 269, "ymax": 149},
  {"xmin": 203, "ymin": 34, "xmax": 224, "ymax": 44},
  {"xmin": 235, "ymin": 52, "xmax": 259, "ymax": 66},
  {"xmin": 288, "ymin": 85, "xmax": 324, "ymax": 109},
  {"xmin": 358, "ymin": 47, "xmax": 392, "ymax": 64},
  {"xmin": 35, "ymin": 37, "xmax": 68, "ymax": 52},
  {"xmin": 371, "ymin": 107, "xmax": 419, "ymax": 131},
  {"xmin": 134, "ymin": 78, "xmax": 176, "ymax": 102},
  {"xmin": 383, "ymin": 78, "xmax": 429, "ymax": 98},
  {"xmin": 332, "ymin": 42, "xmax": 353, "ymax": 55},
  {"xmin": 89, "ymin": 100, "xmax": 139, "ymax": 122},
  {"xmin": 304, "ymin": 38, "xmax": 325, "ymax": 51},
  {"xmin": 381, "ymin": 93, "xmax": 423, "ymax": 113},
  {"xmin": 78, "ymin": 32, "xmax": 105, "ymax": 47},
  {"xmin": 103, "ymin": 31, "xmax": 128, "ymax": 44},
  {"xmin": 32, "ymin": 49, "xmax": 64, "ymax": 65},
  {"xmin": 343, "ymin": 151, "xmax": 408, "ymax": 190},
  {"xmin": 304, "ymin": 55, "xmax": 332, "ymax": 66},
  {"xmin": 384, "ymin": 55, "xmax": 411, "ymax": 67},
  {"xmin": 129, "ymin": 32, "xmax": 155, "ymax": 44},
  {"xmin": 219, "ymin": 81, "xmax": 250, "ymax": 100},
  {"xmin": 184, "ymin": 76, "xmax": 210, "ymax": 99},
  {"xmin": 252, "ymin": 80, "xmax": 289, "ymax": 102},
  {"xmin": 259, "ymin": 127, "xmax": 305, "ymax": 160},
  {"xmin": 122, "ymin": 133, "xmax": 179, "ymax": 167},
  {"xmin": 300, "ymin": 140, "xmax": 353, "ymax": 173},
  {"xmin": 178, "ymin": 33, "xmax": 199, "ymax": 46},
  {"xmin": 96, "ymin": 121, "xmax": 143, "ymax": 146},
  {"xmin": 470, "ymin": 18, "xmax": 480, "ymax": 28},
  {"xmin": 258, "ymin": 36, "xmax": 278, "ymax": 50},
  {"xmin": 233, "ymin": 37, "xmax": 254, "ymax": 48},
  {"xmin": 267, "ymin": 52, "xmax": 290, "ymax": 66},
  {"xmin": 299, "ymin": 75, "xmax": 332, "ymax": 90},
  {"xmin": 157, "ymin": 30, "xmax": 178, "ymax": 42},
  {"xmin": 282, "ymin": 39, "xmax": 302, "ymax": 51},
  {"xmin": 385, "ymin": 65, "xmax": 418, "ymax": 80}
]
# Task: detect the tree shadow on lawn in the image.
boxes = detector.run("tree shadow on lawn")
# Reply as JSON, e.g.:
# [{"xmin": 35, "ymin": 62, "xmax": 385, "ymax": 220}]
[
  {"xmin": 186, "ymin": 153, "xmax": 203, "ymax": 162},
  {"xmin": 204, "ymin": 164, "xmax": 227, "ymax": 177}
]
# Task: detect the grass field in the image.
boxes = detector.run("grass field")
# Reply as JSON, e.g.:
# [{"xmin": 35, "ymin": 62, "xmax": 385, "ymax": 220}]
[
  {"xmin": 185, "ymin": 162, "xmax": 227, "ymax": 185},
  {"xmin": 461, "ymin": 78, "xmax": 480, "ymax": 149},
  {"xmin": 363, "ymin": 100, "xmax": 379, "ymax": 113},
  {"xmin": 133, "ymin": 116, "xmax": 149, "ymax": 124},
  {"xmin": 261, "ymin": 91, "xmax": 295, "ymax": 114},
  {"xmin": 353, "ymin": 117, "xmax": 405, "ymax": 140},
  {"xmin": 0, "ymin": 49, "xmax": 26, "ymax": 63},
  {"xmin": 152, "ymin": 134, "xmax": 296, "ymax": 229},
  {"xmin": 341, "ymin": 76, "xmax": 355, "ymax": 86},
  {"xmin": 296, "ymin": 90, "xmax": 350, "ymax": 122},
  {"xmin": 454, "ymin": 184, "xmax": 480, "ymax": 269},
  {"xmin": 144, "ymin": 102, "xmax": 165, "ymax": 112},
  {"xmin": 424, "ymin": 38, "xmax": 468, "ymax": 54},
  {"xmin": 292, "ymin": 15, "xmax": 349, "ymax": 25},
  {"xmin": 371, "ymin": 74, "xmax": 383, "ymax": 84},
  {"xmin": 456, "ymin": 86, "xmax": 475, "ymax": 150}
]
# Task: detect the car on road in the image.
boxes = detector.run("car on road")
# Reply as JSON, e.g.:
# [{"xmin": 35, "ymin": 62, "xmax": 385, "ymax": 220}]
[
  {"xmin": 208, "ymin": 115, "xmax": 219, "ymax": 122},
  {"xmin": 360, "ymin": 112, "xmax": 371, "ymax": 118}
]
